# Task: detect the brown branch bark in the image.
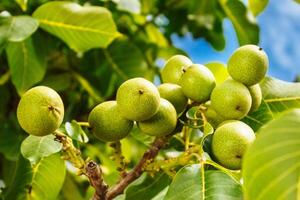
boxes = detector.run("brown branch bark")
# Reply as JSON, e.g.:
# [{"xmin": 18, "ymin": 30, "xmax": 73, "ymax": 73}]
[
  {"xmin": 85, "ymin": 161, "xmax": 108, "ymax": 200},
  {"xmin": 105, "ymin": 137, "xmax": 168, "ymax": 200},
  {"xmin": 54, "ymin": 131, "xmax": 108, "ymax": 200},
  {"xmin": 54, "ymin": 131, "xmax": 169, "ymax": 200}
]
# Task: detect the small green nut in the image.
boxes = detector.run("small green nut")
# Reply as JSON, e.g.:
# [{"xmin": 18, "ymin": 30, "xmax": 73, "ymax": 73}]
[
  {"xmin": 212, "ymin": 120, "xmax": 255, "ymax": 170},
  {"xmin": 203, "ymin": 102, "xmax": 226, "ymax": 128},
  {"xmin": 180, "ymin": 64, "xmax": 216, "ymax": 103},
  {"xmin": 116, "ymin": 77, "xmax": 160, "ymax": 121},
  {"xmin": 211, "ymin": 79, "xmax": 252, "ymax": 120},
  {"xmin": 161, "ymin": 55, "xmax": 193, "ymax": 84},
  {"xmin": 158, "ymin": 83, "xmax": 188, "ymax": 114},
  {"xmin": 17, "ymin": 86, "xmax": 64, "ymax": 136},
  {"xmin": 137, "ymin": 98, "xmax": 177, "ymax": 137},
  {"xmin": 228, "ymin": 45, "xmax": 269, "ymax": 86},
  {"xmin": 88, "ymin": 101, "xmax": 133, "ymax": 142},
  {"xmin": 248, "ymin": 84, "xmax": 262, "ymax": 113}
]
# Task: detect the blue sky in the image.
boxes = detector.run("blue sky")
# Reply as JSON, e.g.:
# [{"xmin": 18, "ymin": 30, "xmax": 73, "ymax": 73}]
[{"xmin": 171, "ymin": 1, "xmax": 300, "ymax": 81}]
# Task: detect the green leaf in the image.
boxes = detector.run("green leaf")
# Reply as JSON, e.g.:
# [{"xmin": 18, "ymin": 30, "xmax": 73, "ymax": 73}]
[
  {"xmin": 185, "ymin": 106, "xmax": 203, "ymax": 129},
  {"xmin": 249, "ymin": 0, "xmax": 269, "ymax": 16},
  {"xmin": 0, "ymin": 116, "xmax": 24, "ymax": 161},
  {"xmin": 60, "ymin": 173, "xmax": 85, "ymax": 200},
  {"xmin": 104, "ymin": 39, "xmax": 150, "ymax": 83},
  {"xmin": 203, "ymin": 123, "xmax": 214, "ymax": 137},
  {"xmin": 145, "ymin": 24, "xmax": 168, "ymax": 47},
  {"xmin": 15, "ymin": 0, "xmax": 28, "ymax": 11},
  {"xmin": 6, "ymin": 37, "xmax": 46, "ymax": 95},
  {"xmin": 5, "ymin": 153, "xmax": 66, "ymax": 200},
  {"xmin": 65, "ymin": 120, "xmax": 89, "ymax": 143},
  {"xmin": 0, "ymin": 15, "xmax": 38, "ymax": 44},
  {"xmin": 243, "ymin": 77, "xmax": 300, "ymax": 131},
  {"xmin": 219, "ymin": 0, "xmax": 259, "ymax": 45},
  {"xmin": 123, "ymin": 173, "xmax": 171, "ymax": 200},
  {"xmin": 204, "ymin": 62, "xmax": 229, "ymax": 85},
  {"xmin": 129, "ymin": 126, "xmax": 155, "ymax": 147},
  {"xmin": 243, "ymin": 109, "xmax": 300, "ymax": 199},
  {"xmin": 40, "ymin": 73, "xmax": 72, "ymax": 92},
  {"xmin": 0, "ymin": 71, "xmax": 10, "ymax": 85},
  {"xmin": 33, "ymin": 2, "xmax": 120, "ymax": 52},
  {"xmin": 72, "ymin": 72, "xmax": 104, "ymax": 102},
  {"xmin": 164, "ymin": 164, "xmax": 243, "ymax": 200},
  {"xmin": 113, "ymin": 0, "xmax": 141, "ymax": 14},
  {"xmin": 21, "ymin": 135, "xmax": 62, "ymax": 165}
]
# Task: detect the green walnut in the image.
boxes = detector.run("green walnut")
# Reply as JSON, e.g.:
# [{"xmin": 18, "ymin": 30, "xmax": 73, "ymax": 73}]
[
  {"xmin": 228, "ymin": 45, "xmax": 269, "ymax": 86},
  {"xmin": 212, "ymin": 120, "xmax": 255, "ymax": 170},
  {"xmin": 161, "ymin": 55, "xmax": 193, "ymax": 84},
  {"xmin": 88, "ymin": 101, "xmax": 133, "ymax": 142},
  {"xmin": 248, "ymin": 84, "xmax": 262, "ymax": 113},
  {"xmin": 17, "ymin": 86, "xmax": 64, "ymax": 136},
  {"xmin": 203, "ymin": 101, "xmax": 226, "ymax": 128},
  {"xmin": 158, "ymin": 83, "xmax": 188, "ymax": 114},
  {"xmin": 180, "ymin": 64, "xmax": 216, "ymax": 103},
  {"xmin": 137, "ymin": 98, "xmax": 177, "ymax": 137},
  {"xmin": 116, "ymin": 77, "xmax": 160, "ymax": 121},
  {"xmin": 210, "ymin": 79, "xmax": 252, "ymax": 119}
]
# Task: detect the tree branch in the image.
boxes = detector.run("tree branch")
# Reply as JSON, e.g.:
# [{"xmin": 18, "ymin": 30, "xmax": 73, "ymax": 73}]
[
  {"xmin": 85, "ymin": 161, "xmax": 108, "ymax": 200},
  {"xmin": 54, "ymin": 130, "xmax": 170, "ymax": 200},
  {"xmin": 53, "ymin": 131, "xmax": 108, "ymax": 200},
  {"xmin": 105, "ymin": 136, "xmax": 168, "ymax": 200}
]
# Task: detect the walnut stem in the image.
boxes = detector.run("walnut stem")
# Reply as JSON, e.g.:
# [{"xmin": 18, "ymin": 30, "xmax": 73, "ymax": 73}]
[
  {"xmin": 53, "ymin": 130, "xmax": 108, "ymax": 200},
  {"xmin": 105, "ymin": 137, "xmax": 168, "ymax": 200},
  {"xmin": 54, "ymin": 130, "xmax": 169, "ymax": 200}
]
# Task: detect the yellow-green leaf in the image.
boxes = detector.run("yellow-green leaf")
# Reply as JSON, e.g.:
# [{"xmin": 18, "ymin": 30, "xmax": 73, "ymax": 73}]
[
  {"xmin": 219, "ymin": 0, "xmax": 259, "ymax": 45},
  {"xmin": 243, "ymin": 109, "xmax": 300, "ymax": 199},
  {"xmin": 33, "ymin": 2, "xmax": 120, "ymax": 52},
  {"xmin": 15, "ymin": 0, "xmax": 28, "ymax": 11},
  {"xmin": 243, "ymin": 77, "xmax": 300, "ymax": 131},
  {"xmin": 145, "ymin": 24, "xmax": 168, "ymax": 47},
  {"xmin": 249, "ymin": 0, "xmax": 269, "ymax": 16},
  {"xmin": 21, "ymin": 135, "xmax": 62, "ymax": 165},
  {"xmin": 6, "ymin": 37, "xmax": 46, "ymax": 95},
  {"xmin": 5, "ymin": 153, "xmax": 66, "ymax": 200},
  {"xmin": 0, "ymin": 15, "xmax": 38, "ymax": 43},
  {"xmin": 204, "ymin": 62, "xmax": 229, "ymax": 85},
  {"xmin": 164, "ymin": 164, "xmax": 243, "ymax": 200}
]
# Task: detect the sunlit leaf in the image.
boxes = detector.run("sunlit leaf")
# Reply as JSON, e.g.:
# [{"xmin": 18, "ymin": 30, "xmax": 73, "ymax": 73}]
[
  {"xmin": 5, "ymin": 153, "xmax": 66, "ymax": 200},
  {"xmin": 243, "ymin": 109, "xmax": 300, "ymax": 199},
  {"xmin": 219, "ymin": 0, "xmax": 259, "ymax": 45},
  {"xmin": 113, "ymin": 0, "xmax": 141, "ymax": 14},
  {"xmin": 0, "ymin": 15, "xmax": 38, "ymax": 44},
  {"xmin": 205, "ymin": 62, "xmax": 229, "ymax": 85},
  {"xmin": 33, "ymin": 2, "xmax": 120, "ymax": 52},
  {"xmin": 65, "ymin": 120, "xmax": 89, "ymax": 143},
  {"xmin": 21, "ymin": 135, "xmax": 62, "ymax": 165},
  {"xmin": 243, "ymin": 77, "xmax": 300, "ymax": 131},
  {"xmin": 164, "ymin": 164, "xmax": 243, "ymax": 200},
  {"xmin": 249, "ymin": 0, "xmax": 269, "ymax": 16},
  {"xmin": 15, "ymin": 0, "xmax": 28, "ymax": 11},
  {"xmin": 145, "ymin": 24, "xmax": 168, "ymax": 47}
]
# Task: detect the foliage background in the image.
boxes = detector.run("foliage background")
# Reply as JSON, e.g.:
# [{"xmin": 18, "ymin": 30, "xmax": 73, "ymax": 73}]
[{"xmin": 0, "ymin": 0, "xmax": 300, "ymax": 200}]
